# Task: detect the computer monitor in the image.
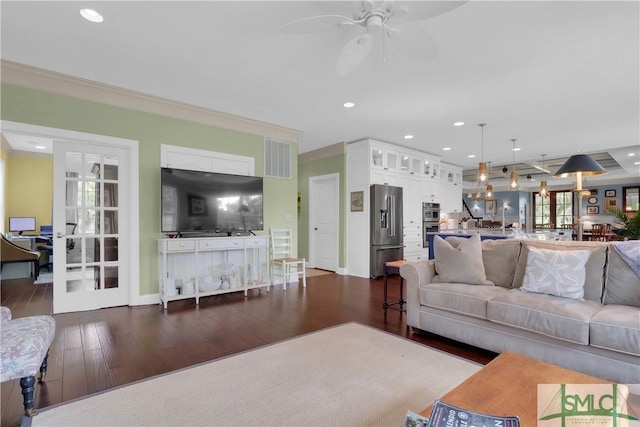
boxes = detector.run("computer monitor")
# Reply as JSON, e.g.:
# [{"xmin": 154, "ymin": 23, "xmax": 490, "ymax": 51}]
[{"xmin": 8, "ymin": 217, "xmax": 36, "ymax": 235}]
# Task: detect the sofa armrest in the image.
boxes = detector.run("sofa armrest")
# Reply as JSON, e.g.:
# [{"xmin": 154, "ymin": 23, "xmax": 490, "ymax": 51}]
[{"xmin": 400, "ymin": 260, "xmax": 436, "ymax": 328}]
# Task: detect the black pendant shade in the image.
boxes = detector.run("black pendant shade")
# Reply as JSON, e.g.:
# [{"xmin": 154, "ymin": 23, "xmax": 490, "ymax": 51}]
[{"xmin": 553, "ymin": 154, "xmax": 607, "ymax": 177}]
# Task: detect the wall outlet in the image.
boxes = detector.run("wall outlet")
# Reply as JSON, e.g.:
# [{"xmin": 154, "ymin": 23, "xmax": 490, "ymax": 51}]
[{"xmin": 283, "ymin": 214, "xmax": 292, "ymax": 222}]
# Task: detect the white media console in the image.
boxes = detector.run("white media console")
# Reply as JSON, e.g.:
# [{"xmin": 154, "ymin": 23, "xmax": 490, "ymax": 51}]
[{"xmin": 157, "ymin": 235, "xmax": 270, "ymax": 309}]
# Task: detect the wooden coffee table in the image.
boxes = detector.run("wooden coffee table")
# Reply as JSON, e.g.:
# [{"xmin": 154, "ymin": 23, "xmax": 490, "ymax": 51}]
[{"xmin": 421, "ymin": 351, "xmax": 610, "ymax": 426}]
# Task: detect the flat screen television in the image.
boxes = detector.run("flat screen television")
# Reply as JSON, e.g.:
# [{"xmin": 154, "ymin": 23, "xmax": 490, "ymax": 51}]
[
  {"xmin": 9, "ymin": 216, "xmax": 36, "ymax": 235},
  {"xmin": 161, "ymin": 167, "xmax": 263, "ymax": 234}
]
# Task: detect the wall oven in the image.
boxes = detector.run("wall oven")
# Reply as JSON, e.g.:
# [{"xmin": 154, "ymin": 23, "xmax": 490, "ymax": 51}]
[{"xmin": 422, "ymin": 202, "xmax": 441, "ymax": 247}]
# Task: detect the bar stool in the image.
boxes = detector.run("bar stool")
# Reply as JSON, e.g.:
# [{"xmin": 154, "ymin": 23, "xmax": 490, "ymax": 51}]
[{"xmin": 383, "ymin": 260, "xmax": 407, "ymax": 313}]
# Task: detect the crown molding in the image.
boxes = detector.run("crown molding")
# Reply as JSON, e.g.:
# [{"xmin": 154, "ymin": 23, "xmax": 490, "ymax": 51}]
[{"xmin": 1, "ymin": 60, "xmax": 301, "ymax": 143}]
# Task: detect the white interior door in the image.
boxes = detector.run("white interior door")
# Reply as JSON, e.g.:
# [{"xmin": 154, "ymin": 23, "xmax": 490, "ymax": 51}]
[
  {"xmin": 309, "ymin": 173, "xmax": 339, "ymax": 271},
  {"xmin": 53, "ymin": 142, "xmax": 130, "ymax": 313}
]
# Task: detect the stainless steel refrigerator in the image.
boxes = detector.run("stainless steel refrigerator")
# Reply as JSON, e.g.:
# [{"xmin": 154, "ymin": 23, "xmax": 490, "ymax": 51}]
[{"xmin": 370, "ymin": 184, "xmax": 404, "ymax": 278}]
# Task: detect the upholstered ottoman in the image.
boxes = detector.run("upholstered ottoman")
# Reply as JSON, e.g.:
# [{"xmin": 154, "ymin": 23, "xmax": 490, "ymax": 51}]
[{"xmin": 0, "ymin": 307, "xmax": 56, "ymax": 416}]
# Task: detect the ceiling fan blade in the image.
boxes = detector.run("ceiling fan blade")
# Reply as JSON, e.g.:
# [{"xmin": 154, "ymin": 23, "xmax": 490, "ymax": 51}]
[
  {"xmin": 336, "ymin": 33, "xmax": 374, "ymax": 75},
  {"xmin": 390, "ymin": 1, "xmax": 467, "ymax": 22},
  {"xmin": 280, "ymin": 14, "xmax": 356, "ymax": 35}
]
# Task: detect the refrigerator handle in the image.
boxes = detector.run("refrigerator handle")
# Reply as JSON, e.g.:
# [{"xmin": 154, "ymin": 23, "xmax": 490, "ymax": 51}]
[{"xmin": 389, "ymin": 195, "xmax": 395, "ymax": 237}]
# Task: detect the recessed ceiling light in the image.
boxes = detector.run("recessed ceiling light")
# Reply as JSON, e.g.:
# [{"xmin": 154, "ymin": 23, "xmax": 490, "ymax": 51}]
[
  {"xmin": 629, "ymin": 152, "xmax": 637, "ymax": 156},
  {"xmin": 35, "ymin": 145, "xmax": 46, "ymax": 150},
  {"xmin": 634, "ymin": 161, "xmax": 640, "ymax": 165},
  {"xmin": 342, "ymin": 102, "xmax": 355, "ymax": 108},
  {"xmin": 80, "ymin": 9, "xmax": 103, "ymax": 23},
  {"xmin": 404, "ymin": 135, "xmax": 414, "ymax": 139},
  {"xmin": 453, "ymin": 122, "xmax": 464, "ymax": 127},
  {"xmin": 468, "ymin": 154, "xmax": 476, "ymax": 158},
  {"xmin": 512, "ymin": 147, "xmax": 521, "ymax": 152},
  {"xmin": 442, "ymin": 147, "xmax": 451, "ymax": 151}
]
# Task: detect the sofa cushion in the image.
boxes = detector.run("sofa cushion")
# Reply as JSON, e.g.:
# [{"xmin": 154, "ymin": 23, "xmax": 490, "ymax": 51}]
[
  {"xmin": 521, "ymin": 246, "xmax": 590, "ymax": 300},
  {"xmin": 421, "ymin": 282, "xmax": 509, "ymax": 319},
  {"xmin": 487, "ymin": 289, "xmax": 602, "ymax": 345},
  {"xmin": 481, "ymin": 239, "xmax": 521, "ymax": 288},
  {"xmin": 590, "ymin": 305, "xmax": 640, "ymax": 356},
  {"xmin": 604, "ymin": 243, "xmax": 640, "ymax": 307},
  {"xmin": 433, "ymin": 234, "xmax": 493, "ymax": 286},
  {"xmin": 512, "ymin": 240, "xmax": 606, "ymax": 302}
]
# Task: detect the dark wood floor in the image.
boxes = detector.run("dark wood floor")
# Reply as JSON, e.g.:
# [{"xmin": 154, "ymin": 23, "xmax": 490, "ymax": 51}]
[{"xmin": 0, "ymin": 273, "xmax": 496, "ymax": 427}]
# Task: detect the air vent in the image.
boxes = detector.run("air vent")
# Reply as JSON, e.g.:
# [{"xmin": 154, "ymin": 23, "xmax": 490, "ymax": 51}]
[{"xmin": 264, "ymin": 138, "xmax": 291, "ymax": 179}]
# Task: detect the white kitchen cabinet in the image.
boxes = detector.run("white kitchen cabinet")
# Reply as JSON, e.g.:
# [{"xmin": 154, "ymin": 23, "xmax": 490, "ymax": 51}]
[
  {"xmin": 370, "ymin": 145, "xmax": 399, "ymax": 171},
  {"xmin": 157, "ymin": 236, "xmax": 270, "ymax": 309}
]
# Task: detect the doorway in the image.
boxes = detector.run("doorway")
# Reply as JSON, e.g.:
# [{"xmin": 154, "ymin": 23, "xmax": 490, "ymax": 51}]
[
  {"xmin": 1, "ymin": 120, "xmax": 139, "ymax": 313},
  {"xmin": 308, "ymin": 173, "xmax": 339, "ymax": 272}
]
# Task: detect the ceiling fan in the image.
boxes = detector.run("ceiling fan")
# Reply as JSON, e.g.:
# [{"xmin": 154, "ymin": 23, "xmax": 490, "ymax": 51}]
[{"xmin": 280, "ymin": 1, "xmax": 466, "ymax": 75}]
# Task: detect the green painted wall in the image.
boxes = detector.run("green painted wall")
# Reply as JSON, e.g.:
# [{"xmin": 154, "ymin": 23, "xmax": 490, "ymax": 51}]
[
  {"xmin": 297, "ymin": 154, "xmax": 346, "ymax": 268},
  {"xmin": 1, "ymin": 83, "xmax": 298, "ymax": 295}
]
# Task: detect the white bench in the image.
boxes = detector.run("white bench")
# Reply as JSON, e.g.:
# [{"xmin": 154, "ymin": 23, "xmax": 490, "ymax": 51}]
[{"xmin": 0, "ymin": 306, "xmax": 56, "ymax": 416}]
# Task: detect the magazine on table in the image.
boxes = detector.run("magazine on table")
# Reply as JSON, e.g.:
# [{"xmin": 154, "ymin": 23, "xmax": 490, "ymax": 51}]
[
  {"xmin": 404, "ymin": 410, "xmax": 430, "ymax": 427},
  {"xmin": 425, "ymin": 400, "xmax": 520, "ymax": 427}
]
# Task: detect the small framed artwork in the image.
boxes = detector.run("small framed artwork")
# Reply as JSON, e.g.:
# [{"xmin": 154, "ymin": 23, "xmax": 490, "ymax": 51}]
[
  {"xmin": 188, "ymin": 195, "xmax": 207, "ymax": 216},
  {"xmin": 350, "ymin": 191, "xmax": 364, "ymax": 212},
  {"xmin": 605, "ymin": 189, "xmax": 616, "ymax": 197},
  {"xmin": 587, "ymin": 196, "xmax": 597, "ymax": 204},
  {"xmin": 484, "ymin": 199, "xmax": 497, "ymax": 215},
  {"xmin": 587, "ymin": 206, "xmax": 599, "ymax": 214},
  {"xmin": 604, "ymin": 197, "xmax": 618, "ymax": 210}
]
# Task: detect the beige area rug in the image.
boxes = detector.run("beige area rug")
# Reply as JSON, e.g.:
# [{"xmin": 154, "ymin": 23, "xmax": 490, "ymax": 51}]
[{"xmin": 31, "ymin": 322, "xmax": 481, "ymax": 427}]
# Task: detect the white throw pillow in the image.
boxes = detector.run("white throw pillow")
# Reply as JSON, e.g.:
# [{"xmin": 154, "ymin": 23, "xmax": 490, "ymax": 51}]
[
  {"xmin": 433, "ymin": 234, "xmax": 493, "ymax": 286},
  {"xmin": 521, "ymin": 246, "xmax": 590, "ymax": 300}
]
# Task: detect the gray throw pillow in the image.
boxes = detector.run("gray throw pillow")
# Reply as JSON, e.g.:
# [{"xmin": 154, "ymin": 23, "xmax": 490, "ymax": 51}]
[{"xmin": 433, "ymin": 234, "xmax": 494, "ymax": 286}]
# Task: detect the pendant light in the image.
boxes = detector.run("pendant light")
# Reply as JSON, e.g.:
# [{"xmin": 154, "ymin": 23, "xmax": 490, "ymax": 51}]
[
  {"xmin": 485, "ymin": 162, "xmax": 493, "ymax": 198},
  {"xmin": 509, "ymin": 138, "xmax": 519, "ymax": 190},
  {"xmin": 539, "ymin": 154, "xmax": 548, "ymax": 197},
  {"xmin": 477, "ymin": 123, "xmax": 488, "ymax": 183}
]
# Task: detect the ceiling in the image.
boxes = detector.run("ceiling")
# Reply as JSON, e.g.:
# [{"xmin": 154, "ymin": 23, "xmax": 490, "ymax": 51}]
[{"xmin": 1, "ymin": 1, "xmax": 639, "ymax": 189}]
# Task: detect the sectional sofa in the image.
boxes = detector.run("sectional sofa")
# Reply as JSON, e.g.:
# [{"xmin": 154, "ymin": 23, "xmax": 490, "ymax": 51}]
[{"xmin": 400, "ymin": 235, "xmax": 639, "ymax": 384}]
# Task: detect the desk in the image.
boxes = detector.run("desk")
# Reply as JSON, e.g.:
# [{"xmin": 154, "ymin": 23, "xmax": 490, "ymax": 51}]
[{"xmin": 383, "ymin": 260, "xmax": 406, "ymax": 313}]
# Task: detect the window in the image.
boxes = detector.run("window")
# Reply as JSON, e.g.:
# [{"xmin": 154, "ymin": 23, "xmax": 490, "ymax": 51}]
[
  {"xmin": 623, "ymin": 186, "xmax": 639, "ymax": 212},
  {"xmin": 533, "ymin": 190, "xmax": 573, "ymax": 229}
]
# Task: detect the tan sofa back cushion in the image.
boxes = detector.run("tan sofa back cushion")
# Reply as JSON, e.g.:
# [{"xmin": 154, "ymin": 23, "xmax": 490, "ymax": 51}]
[
  {"xmin": 604, "ymin": 243, "xmax": 640, "ymax": 307},
  {"xmin": 512, "ymin": 240, "xmax": 606, "ymax": 302},
  {"xmin": 481, "ymin": 239, "xmax": 521, "ymax": 288}
]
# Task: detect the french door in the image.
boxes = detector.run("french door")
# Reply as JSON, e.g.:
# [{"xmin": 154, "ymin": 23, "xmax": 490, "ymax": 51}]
[{"xmin": 53, "ymin": 142, "xmax": 130, "ymax": 313}]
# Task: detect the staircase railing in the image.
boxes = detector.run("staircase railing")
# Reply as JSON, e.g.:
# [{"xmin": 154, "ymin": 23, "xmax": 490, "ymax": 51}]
[{"xmin": 462, "ymin": 198, "xmax": 483, "ymax": 220}]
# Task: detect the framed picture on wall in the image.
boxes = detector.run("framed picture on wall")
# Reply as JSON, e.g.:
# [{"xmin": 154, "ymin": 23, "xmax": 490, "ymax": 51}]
[
  {"xmin": 604, "ymin": 197, "xmax": 618, "ymax": 211},
  {"xmin": 587, "ymin": 206, "xmax": 599, "ymax": 214},
  {"xmin": 485, "ymin": 199, "xmax": 497, "ymax": 215},
  {"xmin": 605, "ymin": 189, "xmax": 616, "ymax": 197},
  {"xmin": 350, "ymin": 191, "xmax": 364, "ymax": 212}
]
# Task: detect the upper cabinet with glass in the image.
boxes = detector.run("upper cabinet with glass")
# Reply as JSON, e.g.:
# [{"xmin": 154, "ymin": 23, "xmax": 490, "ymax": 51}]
[{"xmin": 370, "ymin": 146, "xmax": 399, "ymax": 171}]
